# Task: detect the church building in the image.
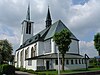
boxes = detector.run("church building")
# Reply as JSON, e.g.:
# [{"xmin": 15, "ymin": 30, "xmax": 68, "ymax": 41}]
[{"xmin": 15, "ymin": 5, "xmax": 88, "ymax": 70}]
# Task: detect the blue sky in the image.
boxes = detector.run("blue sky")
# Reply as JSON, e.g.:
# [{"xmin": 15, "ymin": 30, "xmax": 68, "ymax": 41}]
[{"xmin": 0, "ymin": 0, "xmax": 99, "ymax": 57}]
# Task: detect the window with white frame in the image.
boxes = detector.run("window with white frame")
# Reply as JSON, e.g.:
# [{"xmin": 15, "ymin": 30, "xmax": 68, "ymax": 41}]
[{"xmin": 28, "ymin": 60, "xmax": 32, "ymax": 66}]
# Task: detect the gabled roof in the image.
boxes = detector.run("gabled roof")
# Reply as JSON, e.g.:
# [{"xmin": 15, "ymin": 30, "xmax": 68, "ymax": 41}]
[
  {"xmin": 44, "ymin": 20, "xmax": 78, "ymax": 40},
  {"xmin": 17, "ymin": 27, "xmax": 50, "ymax": 50},
  {"xmin": 17, "ymin": 20, "xmax": 79, "ymax": 50}
]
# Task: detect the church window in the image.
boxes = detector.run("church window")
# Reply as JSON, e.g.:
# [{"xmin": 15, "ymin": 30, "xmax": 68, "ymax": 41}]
[
  {"xmin": 79, "ymin": 59, "xmax": 81, "ymax": 64},
  {"xmin": 82, "ymin": 59, "xmax": 84, "ymax": 64},
  {"xmin": 66, "ymin": 60, "xmax": 69, "ymax": 65},
  {"xmin": 26, "ymin": 22, "xmax": 29, "ymax": 34},
  {"xmin": 31, "ymin": 47, "xmax": 35, "ymax": 57},
  {"xmin": 71, "ymin": 59, "xmax": 74, "ymax": 64},
  {"xmin": 26, "ymin": 22, "xmax": 31, "ymax": 34},
  {"xmin": 55, "ymin": 59, "xmax": 58, "ymax": 65},
  {"xmin": 75, "ymin": 59, "xmax": 78, "ymax": 64},
  {"xmin": 25, "ymin": 48, "xmax": 29, "ymax": 59},
  {"xmin": 28, "ymin": 60, "xmax": 32, "ymax": 66},
  {"xmin": 29, "ymin": 23, "xmax": 31, "ymax": 34}
]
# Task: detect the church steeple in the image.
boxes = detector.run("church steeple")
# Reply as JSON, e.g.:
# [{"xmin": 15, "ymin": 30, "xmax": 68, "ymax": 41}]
[
  {"xmin": 46, "ymin": 6, "xmax": 52, "ymax": 28},
  {"xmin": 26, "ymin": 4, "xmax": 30, "ymax": 21},
  {"xmin": 20, "ymin": 3, "xmax": 34, "ymax": 45}
]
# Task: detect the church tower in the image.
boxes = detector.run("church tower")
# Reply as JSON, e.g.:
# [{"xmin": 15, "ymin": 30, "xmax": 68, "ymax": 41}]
[
  {"xmin": 20, "ymin": 4, "xmax": 34, "ymax": 45},
  {"xmin": 45, "ymin": 7, "xmax": 52, "ymax": 28}
]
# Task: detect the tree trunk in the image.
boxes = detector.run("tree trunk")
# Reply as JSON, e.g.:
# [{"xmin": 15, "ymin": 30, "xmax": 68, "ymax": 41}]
[{"xmin": 62, "ymin": 53, "xmax": 65, "ymax": 71}]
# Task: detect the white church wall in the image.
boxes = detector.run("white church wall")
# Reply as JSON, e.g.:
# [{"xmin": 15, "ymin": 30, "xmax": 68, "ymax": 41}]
[
  {"xmin": 26, "ymin": 60, "xmax": 37, "ymax": 70},
  {"xmin": 64, "ymin": 59, "xmax": 86, "ymax": 70},
  {"xmin": 37, "ymin": 59, "xmax": 44, "ymax": 66},
  {"xmin": 37, "ymin": 41, "xmax": 44, "ymax": 55},
  {"xmin": 53, "ymin": 39, "xmax": 79, "ymax": 54},
  {"xmin": 67, "ymin": 39, "xmax": 79, "ymax": 54},
  {"xmin": 44, "ymin": 39, "xmax": 51, "ymax": 54},
  {"xmin": 53, "ymin": 59, "xmax": 86, "ymax": 70},
  {"xmin": 15, "ymin": 51, "xmax": 18, "ymax": 67}
]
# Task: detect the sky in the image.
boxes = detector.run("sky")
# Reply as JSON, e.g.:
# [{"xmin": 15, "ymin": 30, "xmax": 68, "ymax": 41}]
[{"xmin": 0, "ymin": 0, "xmax": 99, "ymax": 57}]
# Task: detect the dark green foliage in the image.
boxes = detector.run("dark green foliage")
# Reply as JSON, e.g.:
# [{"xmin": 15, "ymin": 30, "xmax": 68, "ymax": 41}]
[
  {"xmin": 27, "ymin": 69, "xmax": 35, "ymax": 73},
  {"xmin": 94, "ymin": 33, "xmax": 100, "ymax": 55},
  {"xmin": 53, "ymin": 29, "xmax": 72, "ymax": 71},
  {"xmin": 19, "ymin": 67, "xmax": 27, "ymax": 72},
  {"xmin": 0, "ymin": 39, "xmax": 13, "ymax": 64},
  {"xmin": 1, "ymin": 64, "xmax": 15, "ymax": 75},
  {"xmin": 15, "ymin": 67, "xmax": 20, "ymax": 71},
  {"xmin": 53, "ymin": 29, "xmax": 71, "ymax": 54}
]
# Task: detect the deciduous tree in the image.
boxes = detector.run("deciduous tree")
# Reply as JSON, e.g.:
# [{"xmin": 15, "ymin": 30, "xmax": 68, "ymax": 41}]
[
  {"xmin": 0, "ymin": 39, "xmax": 13, "ymax": 64},
  {"xmin": 53, "ymin": 29, "xmax": 72, "ymax": 71},
  {"xmin": 94, "ymin": 33, "xmax": 100, "ymax": 56}
]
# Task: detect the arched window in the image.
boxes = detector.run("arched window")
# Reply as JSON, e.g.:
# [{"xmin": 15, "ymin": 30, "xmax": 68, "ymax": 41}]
[
  {"xmin": 31, "ymin": 47, "xmax": 34, "ymax": 57},
  {"xmin": 31, "ymin": 46, "xmax": 36, "ymax": 57},
  {"xmin": 25, "ymin": 48, "xmax": 29, "ymax": 59}
]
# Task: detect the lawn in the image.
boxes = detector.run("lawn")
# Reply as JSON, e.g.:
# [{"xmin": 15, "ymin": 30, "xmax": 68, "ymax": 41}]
[{"xmin": 35, "ymin": 68, "xmax": 100, "ymax": 75}]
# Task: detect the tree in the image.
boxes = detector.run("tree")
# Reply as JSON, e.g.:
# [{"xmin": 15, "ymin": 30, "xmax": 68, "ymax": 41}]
[
  {"xmin": 0, "ymin": 39, "xmax": 13, "ymax": 64},
  {"xmin": 53, "ymin": 29, "xmax": 72, "ymax": 71},
  {"xmin": 94, "ymin": 33, "xmax": 100, "ymax": 56}
]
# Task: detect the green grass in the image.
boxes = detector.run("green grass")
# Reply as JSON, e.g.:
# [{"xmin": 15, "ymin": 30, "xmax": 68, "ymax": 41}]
[{"xmin": 34, "ymin": 68, "xmax": 100, "ymax": 75}]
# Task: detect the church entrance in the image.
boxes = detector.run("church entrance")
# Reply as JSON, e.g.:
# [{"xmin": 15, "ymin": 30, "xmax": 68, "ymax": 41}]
[{"xmin": 46, "ymin": 61, "xmax": 49, "ymax": 70}]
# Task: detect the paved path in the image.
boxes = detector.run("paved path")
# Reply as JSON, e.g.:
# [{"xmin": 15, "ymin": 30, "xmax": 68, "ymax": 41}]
[{"xmin": 15, "ymin": 71, "xmax": 35, "ymax": 75}]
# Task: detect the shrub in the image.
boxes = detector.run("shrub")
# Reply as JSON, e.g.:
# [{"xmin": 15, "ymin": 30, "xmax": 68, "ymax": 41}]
[
  {"xmin": 20, "ymin": 67, "xmax": 27, "ymax": 72},
  {"xmin": 2, "ymin": 64, "xmax": 15, "ymax": 75},
  {"xmin": 15, "ymin": 67, "xmax": 20, "ymax": 71},
  {"xmin": 0, "ymin": 65, "xmax": 3, "ymax": 74},
  {"xmin": 27, "ymin": 69, "xmax": 35, "ymax": 73}
]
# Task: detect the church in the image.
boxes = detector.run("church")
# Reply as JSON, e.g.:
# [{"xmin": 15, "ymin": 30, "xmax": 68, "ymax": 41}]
[{"xmin": 15, "ymin": 5, "xmax": 88, "ymax": 70}]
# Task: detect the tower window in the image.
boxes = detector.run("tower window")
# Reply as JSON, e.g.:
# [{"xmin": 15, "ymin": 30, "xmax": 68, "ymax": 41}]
[
  {"xmin": 26, "ymin": 22, "xmax": 31, "ymax": 34},
  {"xmin": 26, "ymin": 23, "xmax": 29, "ymax": 34},
  {"xmin": 29, "ymin": 23, "xmax": 31, "ymax": 34}
]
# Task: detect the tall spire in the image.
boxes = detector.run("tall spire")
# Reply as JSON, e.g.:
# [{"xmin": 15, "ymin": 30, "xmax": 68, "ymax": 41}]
[
  {"xmin": 26, "ymin": 3, "xmax": 30, "ymax": 21},
  {"xmin": 46, "ymin": 6, "xmax": 52, "ymax": 28}
]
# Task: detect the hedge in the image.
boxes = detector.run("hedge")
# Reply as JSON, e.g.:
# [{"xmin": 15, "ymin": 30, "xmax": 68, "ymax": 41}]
[{"xmin": 0, "ymin": 64, "xmax": 15, "ymax": 75}]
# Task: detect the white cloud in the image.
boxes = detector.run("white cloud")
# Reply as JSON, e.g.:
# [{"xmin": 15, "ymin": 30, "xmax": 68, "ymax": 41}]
[
  {"xmin": 0, "ymin": 0, "xmax": 99, "ymax": 57},
  {"xmin": 79, "ymin": 41, "xmax": 98, "ymax": 58},
  {"xmin": 68, "ymin": 0, "xmax": 100, "ymax": 41}
]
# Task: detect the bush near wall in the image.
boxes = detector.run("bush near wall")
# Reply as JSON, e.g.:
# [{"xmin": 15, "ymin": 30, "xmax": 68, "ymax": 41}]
[{"xmin": 1, "ymin": 64, "xmax": 15, "ymax": 75}]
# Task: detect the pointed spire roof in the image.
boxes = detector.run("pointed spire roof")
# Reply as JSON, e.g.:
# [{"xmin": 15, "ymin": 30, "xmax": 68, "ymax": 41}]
[
  {"xmin": 46, "ymin": 6, "xmax": 51, "ymax": 21},
  {"xmin": 46, "ymin": 6, "xmax": 52, "ymax": 28},
  {"xmin": 26, "ymin": 4, "xmax": 30, "ymax": 21}
]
